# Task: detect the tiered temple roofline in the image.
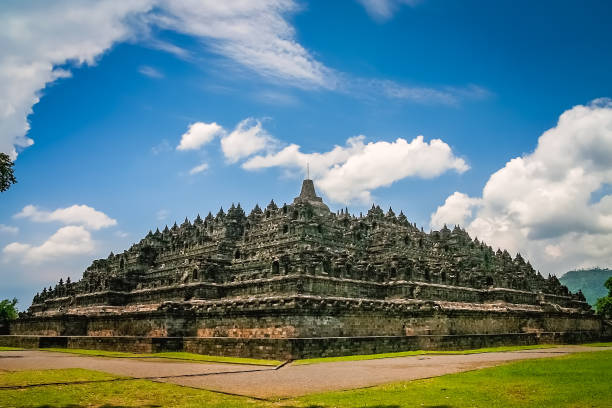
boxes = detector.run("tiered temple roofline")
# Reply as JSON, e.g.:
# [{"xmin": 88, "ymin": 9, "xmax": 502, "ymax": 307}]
[
  {"xmin": 30, "ymin": 179, "xmax": 587, "ymax": 311},
  {"xmin": 8, "ymin": 179, "xmax": 605, "ymax": 359}
]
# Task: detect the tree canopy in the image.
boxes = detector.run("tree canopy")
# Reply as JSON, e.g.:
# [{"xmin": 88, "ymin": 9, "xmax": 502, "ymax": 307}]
[
  {"xmin": 0, "ymin": 298, "xmax": 18, "ymax": 321},
  {"xmin": 595, "ymin": 277, "xmax": 612, "ymax": 318},
  {"xmin": 0, "ymin": 152, "xmax": 17, "ymax": 192}
]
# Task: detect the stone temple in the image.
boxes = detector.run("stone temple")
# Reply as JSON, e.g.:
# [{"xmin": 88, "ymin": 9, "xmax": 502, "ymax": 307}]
[{"xmin": 4, "ymin": 179, "xmax": 609, "ymax": 358}]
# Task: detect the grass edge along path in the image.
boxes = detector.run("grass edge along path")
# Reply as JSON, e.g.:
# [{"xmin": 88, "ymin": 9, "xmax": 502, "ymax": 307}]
[
  {"xmin": 1, "ymin": 350, "xmax": 611, "ymax": 407},
  {"xmin": 8, "ymin": 341, "xmax": 612, "ymax": 366},
  {"xmin": 581, "ymin": 341, "xmax": 612, "ymax": 347},
  {"xmin": 292, "ymin": 343, "xmax": 564, "ymax": 365},
  {"xmin": 35, "ymin": 344, "xmax": 562, "ymax": 366},
  {"xmin": 38, "ymin": 348, "xmax": 282, "ymax": 366},
  {"xmin": 0, "ymin": 368, "xmax": 122, "ymax": 388}
]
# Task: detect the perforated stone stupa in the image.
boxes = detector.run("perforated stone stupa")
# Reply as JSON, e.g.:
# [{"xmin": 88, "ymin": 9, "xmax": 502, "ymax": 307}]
[{"xmin": 7, "ymin": 179, "xmax": 607, "ymax": 358}]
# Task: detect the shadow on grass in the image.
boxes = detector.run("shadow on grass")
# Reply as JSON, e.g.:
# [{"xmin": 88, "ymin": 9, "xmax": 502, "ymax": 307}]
[
  {"xmin": 35, "ymin": 405, "xmax": 162, "ymax": 408},
  {"xmin": 300, "ymin": 405, "xmax": 405, "ymax": 408},
  {"xmin": 300, "ymin": 405, "xmax": 453, "ymax": 408},
  {"xmin": 423, "ymin": 406, "xmax": 454, "ymax": 408}
]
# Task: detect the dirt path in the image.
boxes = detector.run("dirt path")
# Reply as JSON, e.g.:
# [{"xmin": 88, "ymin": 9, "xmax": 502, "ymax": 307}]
[{"xmin": 1, "ymin": 346, "xmax": 609, "ymax": 399}]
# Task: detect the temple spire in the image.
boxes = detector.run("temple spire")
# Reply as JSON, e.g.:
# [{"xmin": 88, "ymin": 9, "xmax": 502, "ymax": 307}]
[
  {"xmin": 298, "ymin": 179, "xmax": 318, "ymax": 200},
  {"xmin": 294, "ymin": 177, "xmax": 330, "ymax": 212}
]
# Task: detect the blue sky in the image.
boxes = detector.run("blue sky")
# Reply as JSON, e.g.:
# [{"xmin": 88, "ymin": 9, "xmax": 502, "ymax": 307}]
[{"xmin": 1, "ymin": 0, "xmax": 612, "ymax": 308}]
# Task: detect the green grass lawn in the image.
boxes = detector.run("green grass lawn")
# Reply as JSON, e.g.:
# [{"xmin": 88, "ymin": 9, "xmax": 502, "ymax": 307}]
[
  {"xmin": 581, "ymin": 341, "xmax": 612, "ymax": 347},
  {"xmin": 293, "ymin": 343, "xmax": 562, "ymax": 365},
  {"xmin": 0, "ymin": 346, "xmax": 22, "ymax": 351},
  {"xmin": 297, "ymin": 350, "xmax": 612, "ymax": 408},
  {"xmin": 39, "ymin": 348, "xmax": 282, "ymax": 366},
  {"xmin": 1, "ymin": 350, "xmax": 611, "ymax": 407},
  {"xmin": 0, "ymin": 369, "xmax": 255, "ymax": 408},
  {"xmin": 0, "ymin": 368, "xmax": 119, "ymax": 387}
]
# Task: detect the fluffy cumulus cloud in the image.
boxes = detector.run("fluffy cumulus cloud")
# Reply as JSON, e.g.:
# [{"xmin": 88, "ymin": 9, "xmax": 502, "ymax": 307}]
[
  {"xmin": 3, "ymin": 226, "xmax": 94, "ymax": 265},
  {"xmin": 177, "ymin": 116, "xmax": 466, "ymax": 202},
  {"xmin": 177, "ymin": 122, "xmax": 225, "ymax": 151},
  {"xmin": 0, "ymin": 0, "xmax": 332, "ymax": 159},
  {"xmin": 430, "ymin": 99, "xmax": 612, "ymax": 274},
  {"xmin": 220, "ymin": 118, "xmax": 277, "ymax": 163},
  {"xmin": 176, "ymin": 118, "xmax": 277, "ymax": 165},
  {"xmin": 430, "ymin": 192, "xmax": 482, "ymax": 230},
  {"xmin": 4, "ymin": 204, "xmax": 116, "ymax": 265},
  {"xmin": 244, "ymin": 134, "xmax": 468, "ymax": 203},
  {"xmin": 15, "ymin": 204, "xmax": 117, "ymax": 230}
]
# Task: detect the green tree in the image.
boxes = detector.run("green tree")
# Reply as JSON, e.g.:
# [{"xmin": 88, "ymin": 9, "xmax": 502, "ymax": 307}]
[
  {"xmin": 0, "ymin": 298, "xmax": 18, "ymax": 321},
  {"xmin": 595, "ymin": 277, "xmax": 612, "ymax": 318},
  {"xmin": 0, "ymin": 152, "xmax": 17, "ymax": 192}
]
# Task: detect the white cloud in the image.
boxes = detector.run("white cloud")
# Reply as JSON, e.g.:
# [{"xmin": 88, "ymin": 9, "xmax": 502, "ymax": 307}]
[
  {"xmin": 189, "ymin": 162, "xmax": 209, "ymax": 175},
  {"xmin": 356, "ymin": 0, "xmax": 419, "ymax": 21},
  {"xmin": 156, "ymin": 209, "xmax": 169, "ymax": 221},
  {"xmin": 138, "ymin": 65, "xmax": 164, "ymax": 78},
  {"xmin": 430, "ymin": 99, "xmax": 612, "ymax": 275},
  {"xmin": 147, "ymin": 38, "xmax": 191, "ymax": 60},
  {"xmin": 337, "ymin": 78, "xmax": 491, "ymax": 107},
  {"xmin": 15, "ymin": 204, "xmax": 117, "ymax": 230},
  {"xmin": 244, "ymin": 134, "xmax": 468, "ymax": 203},
  {"xmin": 431, "ymin": 192, "xmax": 482, "ymax": 230},
  {"xmin": 3, "ymin": 225, "xmax": 94, "ymax": 265},
  {"xmin": 254, "ymin": 90, "xmax": 299, "ymax": 106},
  {"xmin": 243, "ymin": 135, "xmax": 369, "ymax": 181},
  {"xmin": 1, "ymin": 1, "xmax": 488, "ymax": 161},
  {"xmin": 176, "ymin": 122, "xmax": 225, "ymax": 151},
  {"xmin": 544, "ymin": 244, "xmax": 562, "ymax": 259},
  {"xmin": 0, "ymin": 0, "xmax": 155, "ymax": 159},
  {"xmin": 0, "ymin": 224, "xmax": 19, "ymax": 234},
  {"xmin": 1, "ymin": 0, "xmax": 332, "ymax": 159},
  {"xmin": 221, "ymin": 118, "xmax": 277, "ymax": 163},
  {"xmin": 153, "ymin": 0, "xmax": 334, "ymax": 89},
  {"xmin": 373, "ymin": 80, "xmax": 492, "ymax": 106},
  {"xmin": 378, "ymin": 81, "xmax": 459, "ymax": 105},
  {"xmin": 176, "ymin": 118, "xmax": 277, "ymax": 164}
]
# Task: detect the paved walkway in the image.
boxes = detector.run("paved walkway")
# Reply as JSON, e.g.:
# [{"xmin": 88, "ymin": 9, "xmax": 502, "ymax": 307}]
[{"xmin": 1, "ymin": 346, "xmax": 609, "ymax": 399}]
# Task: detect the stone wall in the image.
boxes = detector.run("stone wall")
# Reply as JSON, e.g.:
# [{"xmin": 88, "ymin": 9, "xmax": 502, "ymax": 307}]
[
  {"xmin": 30, "ymin": 275, "xmax": 592, "ymax": 316},
  {"xmin": 1, "ymin": 330, "xmax": 607, "ymax": 360},
  {"xmin": 291, "ymin": 331, "xmax": 608, "ymax": 359},
  {"xmin": 10, "ymin": 298, "xmax": 605, "ymax": 344},
  {"xmin": 9, "ymin": 311, "xmax": 197, "ymax": 338}
]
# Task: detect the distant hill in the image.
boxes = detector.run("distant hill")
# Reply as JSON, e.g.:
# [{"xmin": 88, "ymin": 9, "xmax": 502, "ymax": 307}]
[{"xmin": 560, "ymin": 268, "xmax": 612, "ymax": 307}]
